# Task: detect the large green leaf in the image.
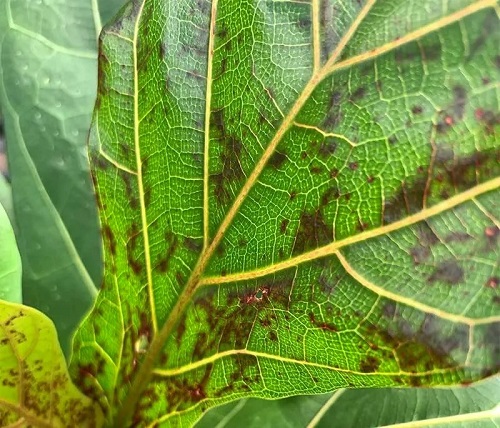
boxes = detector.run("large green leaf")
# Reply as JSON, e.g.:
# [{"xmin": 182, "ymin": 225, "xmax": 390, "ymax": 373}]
[
  {"xmin": 197, "ymin": 377, "xmax": 500, "ymax": 427},
  {"xmin": 0, "ymin": 202, "xmax": 21, "ymax": 303},
  {"xmin": 0, "ymin": 0, "xmax": 124, "ymax": 354},
  {"xmin": 0, "ymin": 300, "xmax": 104, "ymax": 427},
  {"xmin": 71, "ymin": 0, "xmax": 500, "ymax": 426}
]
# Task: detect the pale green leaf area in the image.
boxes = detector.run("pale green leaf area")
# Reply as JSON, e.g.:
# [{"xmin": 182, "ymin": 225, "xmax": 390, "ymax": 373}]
[
  {"xmin": 0, "ymin": 174, "xmax": 15, "ymax": 229},
  {"xmin": 0, "ymin": 202, "xmax": 21, "ymax": 304},
  {"xmin": 198, "ymin": 377, "xmax": 500, "ymax": 428},
  {"xmin": 0, "ymin": 300, "xmax": 104, "ymax": 427},
  {"xmin": 0, "ymin": 0, "xmax": 125, "ymax": 355},
  {"xmin": 68, "ymin": 0, "xmax": 500, "ymax": 426}
]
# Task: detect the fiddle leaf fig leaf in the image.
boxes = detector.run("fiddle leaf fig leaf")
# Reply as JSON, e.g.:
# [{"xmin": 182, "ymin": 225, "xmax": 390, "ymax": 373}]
[
  {"xmin": 70, "ymin": 0, "xmax": 500, "ymax": 426},
  {"xmin": 0, "ymin": 301, "xmax": 103, "ymax": 427},
  {"xmin": 197, "ymin": 377, "xmax": 500, "ymax": 428}
]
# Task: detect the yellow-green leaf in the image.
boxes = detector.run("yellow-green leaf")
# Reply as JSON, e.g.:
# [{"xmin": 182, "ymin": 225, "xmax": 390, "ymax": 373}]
[{"xmin": 0, "ymin": 301, "xmax": 103, "ymax": 427}]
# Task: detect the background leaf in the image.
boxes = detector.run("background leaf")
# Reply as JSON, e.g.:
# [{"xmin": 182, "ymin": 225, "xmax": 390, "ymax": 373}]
[
  {"xmin": 0, "ymin": 0, "xmax": 125, "ymax": 355},
  {"xmin": 197, "ymin": 377, "xmax": 500, "ymax": 427},
  {"xmin": 70, "ymin": 0, "xmax": 500, "ymax": 426},
  {"xmin": 0, "ymin": 202, "xmax": 21, "ymax": 303},
  {"xmin": 0, "ymin": 300, "xmax": 103, "ymax": 427}
]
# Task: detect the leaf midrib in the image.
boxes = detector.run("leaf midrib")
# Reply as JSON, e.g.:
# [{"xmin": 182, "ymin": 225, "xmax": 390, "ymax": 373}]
[{"xmin": 114, "ymin": 1, "xmax": 498, "ymax": 425}]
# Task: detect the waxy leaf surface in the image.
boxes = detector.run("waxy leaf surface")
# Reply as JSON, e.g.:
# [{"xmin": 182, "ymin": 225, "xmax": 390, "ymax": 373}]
[
  {"xmin": 0, "ymin": 301, "xmax": 103, "ymax": 427},
  {"xmin": 71, "ymin": 0, "xmax": 500, "ymax": 426},
  {"xmin": 197, "ymin": 377, "xmax": 500, "ymax": 427}
]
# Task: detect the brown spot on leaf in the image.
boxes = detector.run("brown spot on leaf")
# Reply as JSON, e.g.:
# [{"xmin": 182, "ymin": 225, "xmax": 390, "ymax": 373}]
[
  {"xmin": 156, "ymin": 232, "xmax": 178, "ymax": 273},
  {"xmin": 323, "ymin": 91, "xmax": 343, "ymax": 129},
  {"xmin": 412, "ymin": 106, "xmax": 423, "ymax": 115},
  {"xmin": 211, "ymin": 109, "xmax": 245, "ymax": 204},
  {"xmin": 127, "ymin": 224, "xmax": 143, "ymax": 274},
  {"xmin": 444, "ymin": 232, "xmax": 472, "ymax": 243},
  {"xmin": 102, "ymin": 224, "xmax": 116, "ymax": 256},
  {"xmin": 359, "ymin": 356, "xmax": 380, "ymax": 373},
  {"xmin": 350, "ymin": 86, "xmax": 366, "ymax": 101},
  {"xmin": 452, "ymin": 86, "xmax": 467, "ymax": 120},
  {"xmin": 475, "ymin": 109, "xmax": 500, "ymax": 134},
  {"xmin": 318, "ymin": 138, "xmax": 337, "ymax": 158},
  {"xmin": 293, "ymin": 210, "xmax": 331, "ymax": 255},
  {"xmin": 428, "ymin": 260, "xmax": 464, "ymax": 285},
  {"xmin": 184, "ymin": 237, "xmax": 202, "ymax": 253},
  {"xmin": 410, "ymin": 246, "xmax": 430, "ymax": 265},
  {"xmin": 310, "ymin": 164, "xmax": 323, "ymax": 174},
  {"xmin": 280, "ymin": 219, "xmax": 289, "ymax": 234},
  {"xmin": 269, "ymin": 151, "xmax": 287, "ymax": 169},
  {"xmin": 308, "ymin": 311, "xmax": 338, "ymax": 332}
]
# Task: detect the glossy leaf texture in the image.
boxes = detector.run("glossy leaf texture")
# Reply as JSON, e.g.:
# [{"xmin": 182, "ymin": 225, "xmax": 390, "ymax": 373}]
[
  {"xmin": 0, "ymin": 0, "xmax": 126, "ymax": 355},
  {"xmin": 0, "ymin": 202, "xmax": 21, "ymax": 303},
  {"xmin": 71, "ymin": 0, "xmax": 500, "ymax": 426},
  {"xmin": 0, "ymin": 301, "xmax": 104, "ymax": 427},
  {"xmin": 197, "ymin": 377, "xmax": 500, "ymax": 427}
]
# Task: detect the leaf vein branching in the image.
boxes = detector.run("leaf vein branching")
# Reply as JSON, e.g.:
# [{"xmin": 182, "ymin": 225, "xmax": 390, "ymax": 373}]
[
  {"xmin": 98, "ymin": 150, "xmax": 137, "ymax": 175},
  {"xmin": 336, "ymin": 251, "xmax": 499, "ymax": 326},
  {"xmin": 152, "ymin": 348, "xmax": 460, "ymax": 379},
  {"xmin": 5, "ymin": 1, "xmax": 95, "ymax": 59},
  {"xmin": 293, "ymin": 121, "xmax": 356, "ymax": 146},
  {"xmin": 115, "ymin": 1, "xmax": 499, "ymax": 424},
  {"xmin": 324, "ymin": 0, "xmax": 497, "ymax": 77},
  {"xmin": 199, "ymin": 177, "xmax": 500, "ymax": 289}
]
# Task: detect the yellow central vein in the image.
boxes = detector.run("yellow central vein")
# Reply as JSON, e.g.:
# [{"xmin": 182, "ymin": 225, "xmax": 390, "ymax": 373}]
[
  {"xmin": 336, "ymin": 251, "xmax": 499, "ymax": 326},
  {"xmin": 203, "ymin": 0, "xmax": 219, "ymax": 249},
  {"xmin": 152, "ymin": 348, "xmax": 457, "ymax": 378},
  {"xmin": 199, "ymin": 176, "xmax": 500, "ymax": 287},
  {"xmin": 131, "ymin": 1, "xmax": 156, "ymax": 331},
  {"xmin": 311, "ymin": 0, "xmax": 321, "ymax": 72}
]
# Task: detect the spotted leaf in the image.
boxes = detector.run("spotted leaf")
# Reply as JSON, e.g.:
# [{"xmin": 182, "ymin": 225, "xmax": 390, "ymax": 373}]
[{"xmin": 70, "ymin": 0, "xmax": 500, "ymax": 426}]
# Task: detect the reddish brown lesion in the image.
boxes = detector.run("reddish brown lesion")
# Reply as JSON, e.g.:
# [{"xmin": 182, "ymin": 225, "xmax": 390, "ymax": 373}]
[{"xmin": 240, "ymin": 286, "xmax": 270, "ymax": 305}]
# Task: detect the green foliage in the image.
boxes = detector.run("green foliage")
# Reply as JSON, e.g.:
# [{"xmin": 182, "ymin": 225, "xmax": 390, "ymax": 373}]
[
  {"xmin": 0, "ymin": 0, "xmax": 125, "ymax": 355},
  {"xmin": 0, "ymin": 0, "xmax": 499, "ymax": 427},
  {"xmin": 198, "ymin": 378, "xmax": 500, "ymax": 427},
  {"xmin": 0, "ymin": 202, "xmax": 21, "ymax": 303}
]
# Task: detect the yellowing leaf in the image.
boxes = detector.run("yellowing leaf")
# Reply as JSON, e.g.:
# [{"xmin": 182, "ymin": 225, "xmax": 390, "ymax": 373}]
[
  {"xmin": 70, "ymin": 0, "xmax": 500, "ymax": 426},
  {"xmin": 0, "ymin": 301, "xmax": 103, "ymax": 427}
]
